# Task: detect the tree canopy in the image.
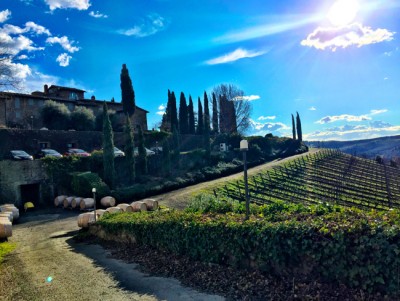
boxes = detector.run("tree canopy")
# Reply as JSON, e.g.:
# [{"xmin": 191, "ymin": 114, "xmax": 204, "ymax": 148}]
[{"xmin": 120, "ymin": 64, "xmax": 136, "ymax": 116}]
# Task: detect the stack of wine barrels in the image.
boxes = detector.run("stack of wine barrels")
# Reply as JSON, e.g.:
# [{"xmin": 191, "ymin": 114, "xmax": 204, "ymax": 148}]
[{"xmin": 0, "ymin": 204, "xmax": 20, "ymax": 239}]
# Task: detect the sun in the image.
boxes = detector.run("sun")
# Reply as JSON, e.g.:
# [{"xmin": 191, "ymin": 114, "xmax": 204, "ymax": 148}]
[{"xmin": 327, "ymin": 0, "xmax": 359, "ymax": 27}]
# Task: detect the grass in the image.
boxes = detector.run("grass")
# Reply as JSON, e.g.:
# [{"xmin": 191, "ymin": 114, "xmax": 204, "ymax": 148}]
[{"xmin": 0, "ymin": 241, "xmax": 16, "ymax": 263}]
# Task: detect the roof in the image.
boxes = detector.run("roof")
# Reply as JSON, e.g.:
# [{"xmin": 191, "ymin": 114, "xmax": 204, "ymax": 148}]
[{"xmin": 48, "ymin": 85, "xmax": 86, "ymax": 93}]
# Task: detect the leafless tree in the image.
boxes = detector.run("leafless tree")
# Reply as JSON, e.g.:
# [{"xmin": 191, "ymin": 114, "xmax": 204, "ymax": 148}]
[
  {"xmin": 0, "ymin": 45, "xmax": 22, "ymax": 91},
  {"xmin": 211, "ymin": 83, "xmax": 252, "ymax": 134}
]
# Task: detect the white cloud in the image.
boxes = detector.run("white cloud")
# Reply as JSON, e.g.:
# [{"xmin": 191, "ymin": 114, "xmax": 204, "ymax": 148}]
[
  {"xmin": 309, "ymin": 106, "xmax": 317, "ymax": 111},
  {"xmin": 56, "ymin": 53, "xmax": 72, "ymax": 67},
  {"xmin": 89, "ymin": 11, "xmax": 108, "ymax": 18},
  {"xmin": 46, "ymin": 36, "xmax": 79, "ymax": 53},
  {"xmin": 232, "ymin": 95, "xmax": 261, "ymax": 101},
  {"xmin": 156, "ymin": 104, "xmax": 165, "ymax": 116},
  {"xmin": 258, "ymin": 116, "xmax": 276, "ymax": 121},
  {"xmin": 316, "ymin": 114, "xmax": 371, "ymax": 124},
  {"xmin": 0, "ymin": 33, "xmax": 44, "ymax": 54},
  {"xmin": 304, "ymin": 122, "xmax": 400, "ymax": 141},
  {"xmin": 247, "ymin": 118, "xmax": 290, "ymax": 136},
  {"xmin": 0, "ymin": 9, "xmax": 11, "ymax": 23},
  {"xmin": 205, "ymin": 48, "xmax": 267, "ymax": 65},
  {"xmin": 25, "ymin": 22, "xmax": 51, "ymax": 35},
  {"xmin": 17, "ymin": 54, "xmax": 28, "ymax": 60},
  {"xmin": 6, "ymin": 61, "xmax": 32, "ymax": 79},
  {"xmin": 118, "ymin": 14, "xmax": 166, "ymax": 38},
  {"xmin": 45, "ymin": 0, "xmax": 91, "ymax": 11},
  {"xmin": 301, "ymin": 23, "xmax": 395, "ymax": 51},
  {"xmin": 370, "ymin": 109, "xmax": 387, "ymax": 115}
]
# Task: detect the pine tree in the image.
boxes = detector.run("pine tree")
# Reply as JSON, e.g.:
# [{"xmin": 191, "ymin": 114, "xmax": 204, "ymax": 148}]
[
  {"xmin": 197, "ymin": 97, "xmax": 204, "ymax": 135},
  {"xmin": 102, "ymin": 102, "xmax": 115, "ymax": 188},
  {"xmin": 203, "ymin": 91, "xmax": 210, "ymax": 133},
  {"xmin": 137, "ymin": 125, "xmax": 148, "ymax": 175},
  {"xmin": 124, "ymin": 114, "xmax": 135, "ymax": 185},
  {"xmin": 162, "ymin": 139, "xmax": 171, "ymax": 175},
  {"xmin": 188, "ymin": 95, "xmax": 195, "ymax": 134},
  {"xmin": 212, "ymin": 92, "xmax": 219, "ymax": 134},
  {"xmin": 120, "ymin": 64, "xmax": 135, "ymax": 116},
  {"xmin": 296, "ymin": 112, "xmax": 303, "ymax": 142},
  {"xmin": 291, "ymin": 114, "xmax": 296, "ymax": 140},
  {"xmin": 178, "ymin": 92, "xmax": 188, "ymax": 134}
]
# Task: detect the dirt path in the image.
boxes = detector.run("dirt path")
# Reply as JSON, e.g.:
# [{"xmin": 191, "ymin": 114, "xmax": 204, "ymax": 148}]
[
  {"xmin": 150, "ymin": 149, "xmax": 319, "ymax": 209},
  {"xmin": 1, "ymin": 210, "xmax": 224, "ymax": 301}
]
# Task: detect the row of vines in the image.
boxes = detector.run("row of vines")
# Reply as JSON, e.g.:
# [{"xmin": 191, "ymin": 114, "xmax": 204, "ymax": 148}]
[{"xmin": 215, "ymin": 149, "xmax": 400, "ymax": 210}]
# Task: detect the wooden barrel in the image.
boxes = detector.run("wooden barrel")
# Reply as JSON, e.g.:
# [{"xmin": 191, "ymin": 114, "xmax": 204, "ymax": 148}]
[
  {"xmin": 54, "ymin": 195, "xmax": 67, "ymax": 207},
  {"xmin": 95, "ymin": 209, "xmax": 106, "ymax": 219},
  {"xmin": 0, "ymin": 222, "xmax": 12, "ymax": 238},
  {"xmin": 80, "ymin": 198, "xmax": 95, "ymax": 210},
  {"xmin": 0, "ymin": 212, "xmax": 13, "ymax": 222},
  {"xmin": 63, "ymin": 197, "xmax": 75, "ymax": 208},
  {"xmin": 130, "ymin": 201, "xmax": 147, "ymax": 212},
  {"xmin": 105, "ymin": 207, "xmax": 122, "ymax": 214},
  {"xmin": 71, "ymin": 197, "xmax": 83, "ymax": 209},
  {"xmin": 142, "ymin": 199, "xmax": 159, "ymax": 211},
  {"xmin": 116, "ymin": 203, "xmax": 133, "ymax": 212},
  {"xmin": 0, "ymin": 205, "xmax": 19, "ymax": 220},
  {"xmin": 100, "ymin": 196, "xmax": 116, "ymax": 208},
  {"xmin": 77, "ymin": 212, "xmax": 95, "ymax": 228}
]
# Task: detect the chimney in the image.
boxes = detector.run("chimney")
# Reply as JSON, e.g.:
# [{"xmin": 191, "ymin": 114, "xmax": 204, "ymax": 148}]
[
  {"xmin": 44, "ymin": 84, "xmax": 49, "ymax": 95},
  {"xmin": 91, "ymin": 95, "xmax": 95, "ymax": 101}
]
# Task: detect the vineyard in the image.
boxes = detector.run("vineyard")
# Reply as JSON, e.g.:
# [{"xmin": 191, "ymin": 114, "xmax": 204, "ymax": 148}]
[{"xmin": 216, "ymin": 149, "xmax": 400, "ymax": 210}]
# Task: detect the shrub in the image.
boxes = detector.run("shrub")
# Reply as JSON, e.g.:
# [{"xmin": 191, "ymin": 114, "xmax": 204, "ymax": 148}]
[
  {"xmin": 71, "ymin": 172, "xmax": 110, "ymax": 198},
  {"xmin": 70, "ymin": 106, "xmax": 95, "ymax": 131},
  {"xmin": 40, "ymin": 100, "xmax": 70, "ymax": 130}
]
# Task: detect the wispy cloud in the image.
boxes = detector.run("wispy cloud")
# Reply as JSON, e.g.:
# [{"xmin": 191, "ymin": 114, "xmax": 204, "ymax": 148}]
[
  {"xmin": 214, "ymin": 15, "xmax": 320, "ymax": 44},
  {"xmin": 309, "ymin": 106, "xmax": 317, "ymax": 111},
  {"xmin": 25, "ymin": 22, "xmax": 51, "ymax": 35},
  {"xmin": 301, "ymin": 23, "xmax": 395, "ymax": 51},
  {"xmin": 248, "ymin": 119, "xmax": 290, "ymax": 136},
  {"xmin": 232, "ymin": 94, "xmax": 261, "ymax": 101},
  {"xmin": 0, "ymin": 9, "xmax": 11, "ymax": 23},
  {"xmin": 89, "ymin": 11, "xmax": 108, "ymax": 19},
  {"xmin": 316, "ymin": 109, "xmax": 387, "ymax": 124},
  {"xmin": 56, "ymin": 53, "xmax": 71, "ymax": 67},
  {"xmin": 46, "ymin": 36, "xmax": 79, "ymax": 53},
  {"xmin": 258, "ymin": 116, "xmax": 276, "ymax": 121},
  {"xmin": 118, "ymin": 14, "xmax": 166, "ymax": 38},
  {"xmin": 44, "ymin": 0, "xmax": 91, "ymax": 11},
  {"xmin": 205, "ymin": 48, "xmax": 267, "ymax": 65}
]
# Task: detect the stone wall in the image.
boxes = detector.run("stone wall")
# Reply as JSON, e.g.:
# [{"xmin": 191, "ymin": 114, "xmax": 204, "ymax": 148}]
[{"xmin": 0, "ymin": 160, "xmax": 49, "ymax": 207}]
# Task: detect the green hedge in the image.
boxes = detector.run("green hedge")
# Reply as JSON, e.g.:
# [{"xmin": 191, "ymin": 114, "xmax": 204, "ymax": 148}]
[
  {"xmin": 71, "ymin": 172, "xmax": 110, "ymax": 198},
  {"xmin": 96, "ymin": 207, "xmax": 400, "ymax": 294}
]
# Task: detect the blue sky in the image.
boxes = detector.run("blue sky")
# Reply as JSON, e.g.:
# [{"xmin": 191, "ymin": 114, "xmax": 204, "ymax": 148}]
[{"xmin": 1, "ymin": 0, "xmax": 399, "ymax": 140}]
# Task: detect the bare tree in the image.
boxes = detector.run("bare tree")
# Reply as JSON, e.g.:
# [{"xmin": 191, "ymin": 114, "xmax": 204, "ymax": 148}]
[
  {"xmin": 0, "ymin": 45, "xmax": 22, "ymax": 91},
  {"xmin": 211, "ymin": 83, "xmax": 252, "ymax": 134}
]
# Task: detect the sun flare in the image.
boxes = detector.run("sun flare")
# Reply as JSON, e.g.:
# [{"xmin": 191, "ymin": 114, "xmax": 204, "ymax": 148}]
[{"xmin": 328, "ymin": 0, "xmax": 359, "ymax": 27}]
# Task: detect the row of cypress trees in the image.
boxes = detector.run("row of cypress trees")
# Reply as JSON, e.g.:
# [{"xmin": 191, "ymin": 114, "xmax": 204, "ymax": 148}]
[{"xmin": 291, "ymin": 112, "xmax": 303, "ymax": 142}]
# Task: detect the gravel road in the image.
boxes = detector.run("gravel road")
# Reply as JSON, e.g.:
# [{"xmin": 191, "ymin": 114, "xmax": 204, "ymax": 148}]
[{"xmin": 1, "ymin": 210, "xmax": 224, "ymax": 301}]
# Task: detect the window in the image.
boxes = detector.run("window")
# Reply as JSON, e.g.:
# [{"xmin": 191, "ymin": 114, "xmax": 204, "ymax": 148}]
[
  {"xmin": 69, "ymin": 92, "xmax": 78, "ymax": 100},
  {"xmin": 39, "ymin": 142, "xmax": 49, "ymax": 149},
  {"xmin": 15, "ymin": 111, "xmax": 21, "ymax": 119},
  {"xmin": 28, "ymin": 99, "xmax": 34, "ymax": 106},
  {"xmin": 15, "ymin": 98, "xmax": 20, "ymax": 108}
]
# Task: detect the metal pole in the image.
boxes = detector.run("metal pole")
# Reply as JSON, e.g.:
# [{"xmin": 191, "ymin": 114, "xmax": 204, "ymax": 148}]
[{"xmin": 243, "ymin": 150, "xmax": 249, "ymax": 220}]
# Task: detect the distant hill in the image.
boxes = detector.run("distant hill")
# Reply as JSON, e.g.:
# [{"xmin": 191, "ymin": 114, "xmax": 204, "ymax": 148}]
[{"xmin": 306, "ymin": 135, "xmax": 400, "ymax": 160}]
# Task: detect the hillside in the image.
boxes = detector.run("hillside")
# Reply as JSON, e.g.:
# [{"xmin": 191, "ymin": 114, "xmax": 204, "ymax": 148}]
[
  {"xmin": 213, "ymin": 149, "xmax": 400, "ymax": 210},
  {"xmin": 306, "ymin": 135, "xmax": 400, "ymax": 160}
]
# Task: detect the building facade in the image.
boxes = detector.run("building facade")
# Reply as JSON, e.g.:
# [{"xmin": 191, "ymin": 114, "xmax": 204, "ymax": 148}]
[{"xmin": 0, "ymin": 85, "xmax": 148, "ymax": 131}]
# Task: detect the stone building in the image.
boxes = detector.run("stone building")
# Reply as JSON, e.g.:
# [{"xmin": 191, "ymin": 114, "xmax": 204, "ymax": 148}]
[{"xmin": 0, "ymin": 85, "xmax": 148, "ymax": 131}]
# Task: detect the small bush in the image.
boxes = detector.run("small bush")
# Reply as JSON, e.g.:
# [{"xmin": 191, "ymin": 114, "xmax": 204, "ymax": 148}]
[{"xmin": 71, "ymin": 172, "xmax": 110, "ymax": 198}]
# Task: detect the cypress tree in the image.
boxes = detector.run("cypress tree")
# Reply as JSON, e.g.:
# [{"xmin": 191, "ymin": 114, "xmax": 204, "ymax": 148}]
[
  {"xmin": 137, "ymin": 125, "xmax": 148, "ymax": 175},
  {"xmin": 124, "ymin": 114, "xmax": 135, "ymax": 185},
  {"xmin": 203, "ymin": 91, "xmax": 210, "ymax": 133},
  {"xmin": 172, "ymin": 126, "xmax": 180, "ymax": 168},
  {"xmin": 102, "ymin": 102, "xmax": 115, "ymax": 188},
  {"xmin": 162, "ymin": 139, "xmax": 171, "ymax": 175},
  {"xmin": 197, "ymin": 97, "xmax": 204, "ymax": 135},
  {"xmin": 178, "ymin": 92, "xmax": 188, "ymax": 134},
  {"xmin": 160, "ymin": 90, "xmax": 172, "ymax": 132},
  {"xmin": 120, "ymin": 64, "xmax": 135, "ymax": 116},
  {"xmin": 212, "ymin": 92, "xmax": 218, "ymax": 134},
  {"xmin": 291, "ymin": 114, "xmax": 296, "ymax": 140},
  {"xmin": 170, "ymin": 91, "xmax": 178, "ymax": 131},
  {"xmin": 188, "ymin": 95, "xmax": 195, "ymax": 134},
  {"xmin": 296, "ymin": 112, "xmax": 303, "ymax": 142}
]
